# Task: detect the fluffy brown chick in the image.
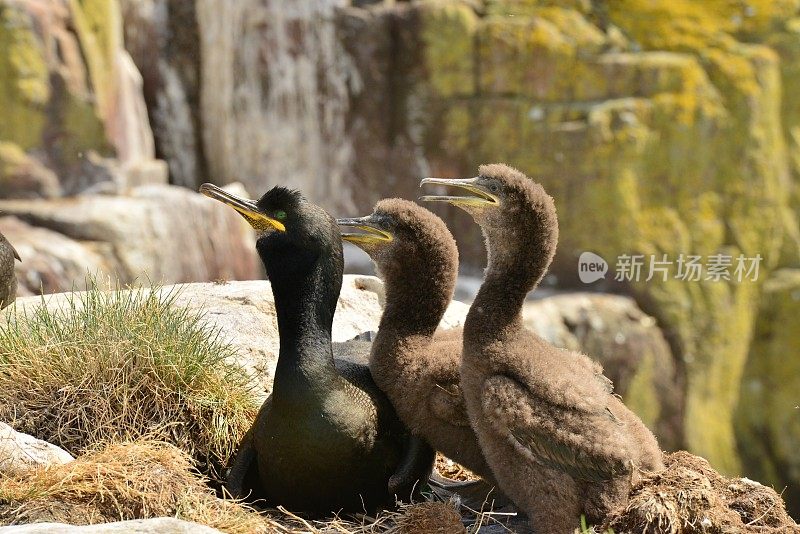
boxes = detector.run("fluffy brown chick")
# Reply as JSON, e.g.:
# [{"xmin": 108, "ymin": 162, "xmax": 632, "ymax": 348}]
[
  {"xmin": 421, "ymin": 164, "xmax": 664, "ymax": 534},
  {"xmin": 337, "ymin": 199, "xmax": 493, "ymax": 479}
]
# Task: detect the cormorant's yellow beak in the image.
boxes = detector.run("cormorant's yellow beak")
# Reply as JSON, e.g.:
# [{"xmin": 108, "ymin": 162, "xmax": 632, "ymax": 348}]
[
  {"xmin": 336, "ymin": 215, "xmax": 393, "ymax": 247},
  {"xmin": 199, "ymin": 183, "xmax": 286, "ymax": 232},
  {"xmin": 419, "ymin": 177, "xmax": 498, "ymax": 207}
]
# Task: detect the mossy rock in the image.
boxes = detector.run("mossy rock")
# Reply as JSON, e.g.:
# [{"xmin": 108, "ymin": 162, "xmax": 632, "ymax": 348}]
[
  {"xmin": 736, "ymin": 268, "xmax": 800, "ymax": 519},
  {"xmin": 418, "ymin": 0, "xmax": 792, "ymax": 475},
  {"xmin": 0, "ymin": 3, "xmax": 49, "ymax": 149},
  {"xmin": 0, "ymin": 141, "xmax": 60, "ymax": 198},
  {"xmin": 420, "ymin": 0, "xmax": 478, "ymax": 97}
]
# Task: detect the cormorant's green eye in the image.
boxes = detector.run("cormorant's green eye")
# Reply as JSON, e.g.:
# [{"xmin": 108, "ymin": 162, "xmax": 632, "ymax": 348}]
[{"xmin": 274, "ymin": 210, "xmax": 287, "ymax": 220}]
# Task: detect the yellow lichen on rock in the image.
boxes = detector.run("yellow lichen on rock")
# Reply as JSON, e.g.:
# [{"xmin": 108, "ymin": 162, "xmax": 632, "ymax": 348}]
[
  {"xmin": 0, "ymin": 3, "xmax": 49, "ymax": 149},
  {"xmin": 736, "ymin": 268, "xmax": 800, "ymax": 513},
  {"xmin": 421, "ymin": 1, "xmax": 478, "ymax": 97},
  {"xmin": 421, "ymin": 0, "xmax": 794, "ymax": 477}
]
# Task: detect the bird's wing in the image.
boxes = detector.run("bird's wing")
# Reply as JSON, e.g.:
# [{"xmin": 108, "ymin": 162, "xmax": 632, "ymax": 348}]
[
  {"xmin": 332, "ymin": 339, "xmax": 372, "ymax": 366},
  {"xmin": 428, "ymin": 330, "xmax": 472, "ymax": 427},
  {"xmin": 429, "ymin": 380, "xmax": 472, "ymax": 427},
  {"xmin": 482, "ymin": 374, "xmax": 633, "ymax": 482}
]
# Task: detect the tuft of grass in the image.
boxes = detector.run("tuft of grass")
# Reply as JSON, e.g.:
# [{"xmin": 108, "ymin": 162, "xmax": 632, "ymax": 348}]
[{"xmin": 0, "ymin": 282, "xmax": 258, "ymax": 480}]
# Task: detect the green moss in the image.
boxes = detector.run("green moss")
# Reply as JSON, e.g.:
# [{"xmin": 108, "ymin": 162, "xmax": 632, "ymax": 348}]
[
  {"xmin": 478, "ymin": 16, "xmax": 580, "ymax": 98},
  {"xmin": 421, "ymin": 1, "xmax": 478, "ymax": 97},
  {"xmin": 623, "ymin": 352, "xmax": 660, "ymax": 431},
  {"xmin": 68, "ymin": 0, "xmax": 121, "ymax": 122},
  {"xmin": 0, "ymin": 4, "xmax": 49, "ymax": 149},
  {"xmin": 57, "ymin": 90, "xmax": 114, "ymax": 163},
  {"xmin": 0, "ymin": 141, "xmax": 27, "ymax": 173},
  {"xmin": 736, "ymin": 269, "xmax": 800, "ymax": 515},
  {"xmin": 484, "ymin": 0, "xmax": 593, "ymax": 17}
]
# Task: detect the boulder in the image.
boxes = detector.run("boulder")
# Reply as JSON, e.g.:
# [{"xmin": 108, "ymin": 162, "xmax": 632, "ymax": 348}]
[
  {"xmin": 0, "ymin": 422, "xmax": 74, "ymax": 478},
  {"xmin": 0, "ymin": 518, "xmax": 223, "ymax": 534},
  {"xmin": 524, "ymin": 293, "xmax": 681, "ymax": 450},
  {"xmin": 0, "ymin": 216, "xmax": 111, "ymax": 297},
  {"xmin": 0, "ymin": 184, "xmax": 261, "ymax": 295},
  {"xmin": 0, "ymin": 143, "xmax": 61, "ymax": 199}
]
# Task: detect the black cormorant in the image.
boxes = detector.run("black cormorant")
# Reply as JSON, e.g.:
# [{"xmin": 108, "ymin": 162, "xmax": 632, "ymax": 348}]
[{"xmin": 200, "ymin": 184, "xmax": 434, "ymax": 516}]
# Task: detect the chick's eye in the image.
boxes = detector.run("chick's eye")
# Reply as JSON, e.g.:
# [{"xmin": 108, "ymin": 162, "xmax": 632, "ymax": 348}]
[
  {"xmin": 274, "ymin": 210, "xmax": 287, "ymax": 220},
  {"xmin": 489, "ymin": 183, "xmax": 500, "ymax": 193}
]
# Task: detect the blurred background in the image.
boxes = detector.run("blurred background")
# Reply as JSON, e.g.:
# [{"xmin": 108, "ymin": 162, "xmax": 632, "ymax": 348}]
[{"xmin": 1, "ymin": 0, "xmax": 798, "ymax": 519}]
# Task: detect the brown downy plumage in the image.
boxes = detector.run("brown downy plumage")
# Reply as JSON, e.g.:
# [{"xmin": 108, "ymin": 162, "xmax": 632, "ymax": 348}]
[
  {"xmin": 0, "ymin": 231, "xmax": 20, "ymax": 309},
  {"xmin": 337, "ymin": 199, "xmax": 493, "ymax": 480},
  {"xmin": 421, "ymin": 164, "xmax": 664, "ymax": 534}
]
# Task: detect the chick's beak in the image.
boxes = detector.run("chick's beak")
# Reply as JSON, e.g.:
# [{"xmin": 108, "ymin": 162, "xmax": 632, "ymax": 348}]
[
  {"xmin": 336, "ymin": 215, "xmax": 393, "ymax": 247},
  {"xmin": 419, "ymin": 177, "xmax": 498, "ymax": 207},
  {"xmin": 199, "ymin": 183, "xmax": 286, "ymax": 232}
]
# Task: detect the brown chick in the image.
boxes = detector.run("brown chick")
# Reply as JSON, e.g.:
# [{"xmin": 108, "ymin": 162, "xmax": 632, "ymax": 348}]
[
  {"xmin": 421, "ymin": 164, "xmax": 664, "ymax": 534},
  {"xmin": 337, "ymin": 199, "xmax": 493, "ymax": 480},
  {"xmin": 0, "ymin": 231, "xmax": 20, "ymax": 309}
]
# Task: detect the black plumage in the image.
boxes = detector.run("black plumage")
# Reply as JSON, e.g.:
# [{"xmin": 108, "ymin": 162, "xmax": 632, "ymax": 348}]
[{"xmin": 200, "ymin": 184, "xmax": 433, "ymax": 516}]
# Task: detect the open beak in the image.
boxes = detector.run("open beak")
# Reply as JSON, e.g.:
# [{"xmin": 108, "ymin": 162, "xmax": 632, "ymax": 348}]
[
  {"xmin": 419, "ymin": 177, "xmax": 498, "ymax": 207},
  {"xmin": 199, "ymin": 183, "xmax": 286, "ymax": 232},
  {"xmin": 336, "ymin": 215, "xmax": 393, "ymax": 247}
]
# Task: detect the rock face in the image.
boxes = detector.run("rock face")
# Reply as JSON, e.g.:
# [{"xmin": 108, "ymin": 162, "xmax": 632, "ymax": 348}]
[
  {"xmin": 0, "ymin": 518, "xmax": 224, "ymax": 534},
  {"xmin": 0, "ymin": 184, "xmax": 261, "ymax": 296},
  {"xmin": 736, "ymin": 268, "xmax": 800, "ymax": 516},
  {"xmin": 0, "ymin": 422, "xmax": 74, "ymax": 478},
  {"xmin": 524, "ymin": 293, "xmax": 681, "ymax": 450},
  {"xmin": 0, "ymin": 0, "xmax": 166, "ymax": 196},
  {"xmin": 120, "ymin": 0, "xmax": 355, "ymax": 202}
]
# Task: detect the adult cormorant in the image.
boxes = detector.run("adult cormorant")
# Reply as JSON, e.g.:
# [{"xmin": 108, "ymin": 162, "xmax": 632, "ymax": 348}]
[
  {"xmin": 336, "ymin": 199, "xmax": 492, "ymax": 479},
  {"xmin": 0, "ymin": 231, "xmax": 20, "ymax": 309},
  {"xmin": 200, "ymin": 184, "xmax": 433, "ymax": 516},
  {"xmin": 421, "ymin": 164, "xmax": 664, "ymax": 533}
]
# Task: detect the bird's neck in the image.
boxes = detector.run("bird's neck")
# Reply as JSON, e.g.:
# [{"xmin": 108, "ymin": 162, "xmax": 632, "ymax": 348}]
[
  {"xmin": 269, "ymin": 255, "xmax": 341, "ymax": 403},
  {"xmin": 376, "ymin": 256, "xmax": 456, "ymax": 342},
  {"xmin": 465, "ymin": 224, "xmax": 555, "ymax": 343}
]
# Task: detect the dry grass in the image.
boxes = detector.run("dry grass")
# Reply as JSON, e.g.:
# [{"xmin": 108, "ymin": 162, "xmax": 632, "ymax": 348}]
[
  {"xmin": 0, "ymin": 441, "xmax": 268, "ymax": 532},
  {"xmin": 0, "ymin": 283, "xmax": 258, "ymax": 480},
  {"xmin": 396, "ymin": 501, "xmax": 466, "ymax": 533},
  {"xmin": 435, "ymin": 453, "xmax": 479, "ymax": 483}
]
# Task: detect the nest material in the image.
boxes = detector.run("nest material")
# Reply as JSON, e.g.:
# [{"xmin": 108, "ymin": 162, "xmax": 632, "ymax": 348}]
[
  {"xmin": 0, "ymin": 440, "xmax": 269, "ymax": 533},
  {"xmin": 603, "ymin": 451, "xmax": 800, "ymax": 534},
  {"xmin": 397, "ymin": 501, "xmax": 467, "ymax": 534}
]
